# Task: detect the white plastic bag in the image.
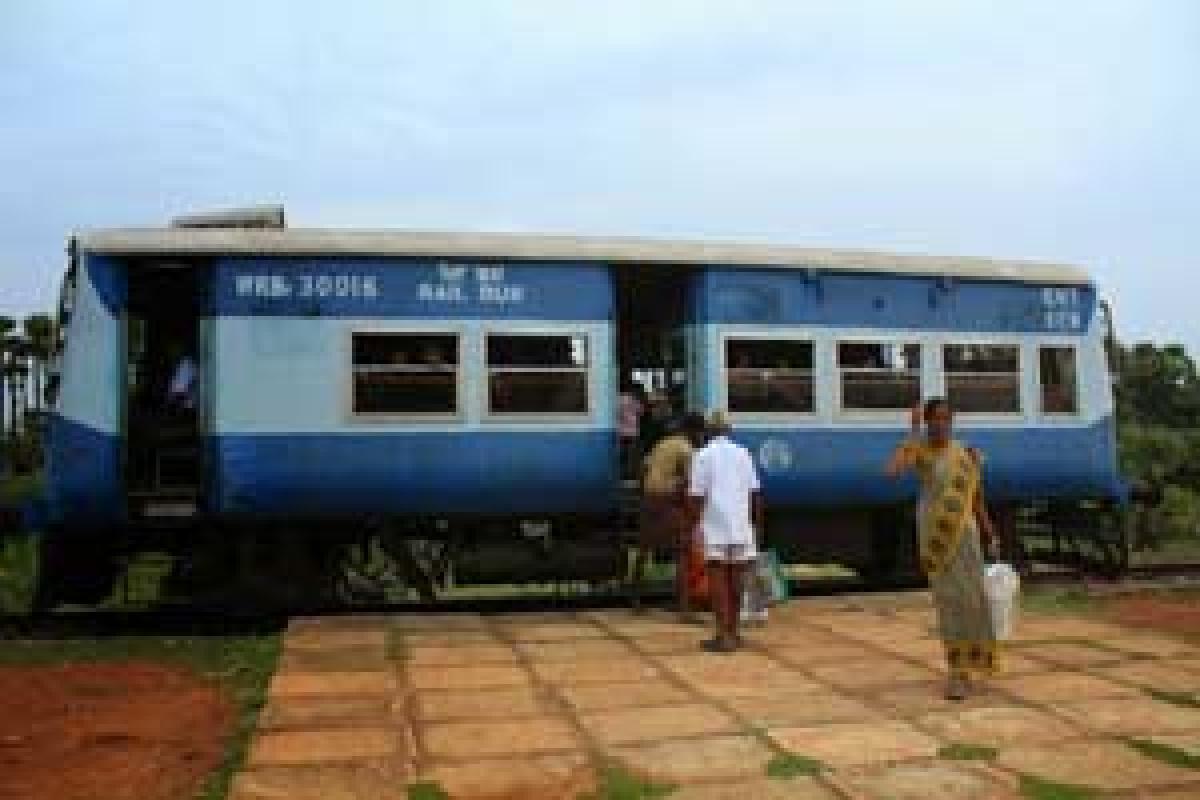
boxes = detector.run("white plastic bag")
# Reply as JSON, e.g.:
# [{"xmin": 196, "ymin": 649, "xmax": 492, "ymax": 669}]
[{"xmin": 983, "ymin": 562, "xmax": 1021, "ymax": 639}]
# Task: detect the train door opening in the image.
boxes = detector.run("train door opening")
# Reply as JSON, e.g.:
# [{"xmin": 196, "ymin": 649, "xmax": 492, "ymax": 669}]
[
  {"xmin": 123, "ymin": 260, "xmax": 205, "ymax": 515},
  {"xmin": 614, "ymin": 265, "xmax": 695, "ymax": 483}
]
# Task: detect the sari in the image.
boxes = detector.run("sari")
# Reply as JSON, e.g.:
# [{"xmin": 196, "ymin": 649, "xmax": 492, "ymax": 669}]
[{"xmin": 897, "ymin": 437, "xmax": 998, "ymax": 677}]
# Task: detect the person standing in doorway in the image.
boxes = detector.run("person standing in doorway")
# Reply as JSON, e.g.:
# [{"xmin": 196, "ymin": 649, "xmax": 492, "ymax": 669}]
[
  {"xmin": 618, "ymin": 380, "xmax": 646, "ymax": 481},
  {"xmin": 688, "ymin": 410, "xmax": 764, "ymax": 653}
]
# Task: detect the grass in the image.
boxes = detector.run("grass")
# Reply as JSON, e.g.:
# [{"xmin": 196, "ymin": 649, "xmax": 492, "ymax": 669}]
[
  {"xmin": 580, "ymin": 764, "xmax": 676, "ymax": 800},
  {"xmin": 765, "ymin": 752, "xmax": 824, "ymax": 779},
  {"xmin": 1144, "ymin": 687, "xmax": 1200, "ymax": 709},
  {"xmin": 406, "ymin": 782, "xmax": 450, "ymax": 800},
  {"xmin": 1021, "ymin": 588, "xmax": 1097, "ymax": 616},
  {"xmin": 1124, "ymin": 737, "xmax": 1200, "ymax": 770},
  {"xmin": 0, "ymin": 625, "xmax": 282, "ymax": 800},
  {"xmin": 938, "ymin": 743, "xmax": 999, "ymax": 761},
  {"xmin": 1018, "ymin": 774, "xmax": 1100, "ymax": 800}
]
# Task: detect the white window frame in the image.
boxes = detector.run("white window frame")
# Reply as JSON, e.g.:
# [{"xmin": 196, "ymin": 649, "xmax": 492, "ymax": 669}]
[
  {"xmin": 941, "ymin": 341, "xmax": 1024, "ymax": 417},
  {"xmin": 483, "ymin": 328, "xmax": 594, "ymax": 422},
  {"xmin": 346, "ymin": 326, "xmax": 465, "ymax": 423},
  {"xmin": 835, "ymin": 339, "xmax": 924, "ymax": 417},
  {"xmin": 1036, "ymin": 343, "xmax": 1081, "ymax": 418},
  {"xmin": 720, "ymin": 332, "xmax": 817, "ymax": 421}
]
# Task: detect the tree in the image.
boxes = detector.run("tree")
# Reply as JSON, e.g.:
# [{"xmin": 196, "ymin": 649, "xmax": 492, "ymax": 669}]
[
  {"xmin": 21, "ymin": 314, "xmax": 55, "ymax": 414},
  {"xmin": 0, "ymin": 316, "xmax": 14, "ymax": 443}
]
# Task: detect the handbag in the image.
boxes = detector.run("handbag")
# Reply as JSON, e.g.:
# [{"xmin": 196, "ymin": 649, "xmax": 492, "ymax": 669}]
[{"xmin": 983, "ymin": 562, "xmax": 1020, "ymax": 639}]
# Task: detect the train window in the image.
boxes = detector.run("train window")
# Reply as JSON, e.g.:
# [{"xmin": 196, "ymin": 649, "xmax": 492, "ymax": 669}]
[
  {"xmin": 487, "ymin": 333, "xmax": 589, "ymax": 415},
  {"xmin": 351, "ymin": 332, "xmax": 459, "ymax": 416},
  {"xmin": 1040, "ymin": 346, "xmax": 1079, "ymax": 414},
  {"xmin": 838, "ymin": 342, "xmax": 922, "ymax": 411},
  {"xmin": 943, "ymin": 344, "xmax": 1021, "ymax": 413},
  {"xmin": 725, "ymin": 338, "xmax": 814, "ymax": 414}
]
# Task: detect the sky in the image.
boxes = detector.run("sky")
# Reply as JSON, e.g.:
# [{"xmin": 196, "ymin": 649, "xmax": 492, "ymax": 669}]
[{"xmin": 0, "ymin": 1, "xmax": 1197, "ymax": 353}]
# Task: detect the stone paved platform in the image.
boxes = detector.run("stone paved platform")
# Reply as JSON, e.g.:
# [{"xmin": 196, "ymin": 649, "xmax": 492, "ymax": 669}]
[{"xmin": 230, "ymin": 593, "xmax": 1200, "ymax": 799}]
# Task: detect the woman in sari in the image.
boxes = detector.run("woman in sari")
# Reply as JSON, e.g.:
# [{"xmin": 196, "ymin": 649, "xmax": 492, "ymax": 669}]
[{"xmin": 886, "ymin": 397, "xmax": 998, "ymax": 700}]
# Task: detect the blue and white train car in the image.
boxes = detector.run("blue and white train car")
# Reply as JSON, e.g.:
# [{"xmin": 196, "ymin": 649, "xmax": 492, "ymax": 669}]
[{"xmin": 40, "ymin": 212, "xmax": 1125, "ymax": 600}]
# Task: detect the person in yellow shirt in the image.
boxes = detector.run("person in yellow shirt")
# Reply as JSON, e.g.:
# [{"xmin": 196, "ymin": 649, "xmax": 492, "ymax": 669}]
[{"xmin": 630, "ymin": 412, "xmax": 708, "ymax": 617}]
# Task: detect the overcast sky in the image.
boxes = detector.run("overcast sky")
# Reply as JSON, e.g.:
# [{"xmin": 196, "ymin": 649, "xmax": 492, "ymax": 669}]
[{"xmin": 1, "ymin": 1, "xmax": 1196, "ymax": 352}]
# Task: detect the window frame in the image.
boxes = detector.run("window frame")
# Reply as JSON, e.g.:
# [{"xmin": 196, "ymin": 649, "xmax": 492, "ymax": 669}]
[
  {"xmin": 346, "ymin": 326, "xmax": 465, "ymax": 423},
  {"xmin": 482, "ymin": 327, "xmax": 595, "ymax": 422},
  {"xmin": 834, "ymin": 338, "xmax": 924, "ymax": 417},
  {"xmin": 941, "ymin": 341, "xmax": 1025, "ymax": 417},
  {"xmin": 720, "ymin": 332, "xmax": 818, "ymax": 421},
  {"xmin": 1036, "ymin": 343, "xmax": 1081, "ymax": 418}
]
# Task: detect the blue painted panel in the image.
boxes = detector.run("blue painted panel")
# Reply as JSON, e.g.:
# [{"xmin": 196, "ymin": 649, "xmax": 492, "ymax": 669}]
[
  {"xmin": 697, "ymin": 268, "xmax": 1095, "ymax": 334},
  {"xmin": 44, "ymin": 414, "xmax": 124, "ymax": 527},
  {"xmin": 213, "ymin": 430, "xmax": 619, "ymax": 515},
  {"xmin": 736, "ymin": 420, "xmax": 1123, "ymax": 508},
  {"xmin": 212, "ymin": 258, "xmax": 613, "ymax": 320},
  {"xmin": 83, "ymin": 254, "xmax": 127, "ymax": 316}
]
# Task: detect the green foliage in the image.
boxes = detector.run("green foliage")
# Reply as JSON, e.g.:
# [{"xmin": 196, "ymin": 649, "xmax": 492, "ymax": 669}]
[
  {"xmin": 581, "ymin": 765, "xmax": 676, "ymax": 800},
  {"xmin": 938, "ymin": 743, "xmax": 999, "ymax": 761},
  {"xmin": 1021, "ymin": 588, "xmax": 1095, "ymax": 615},
  {"xmin": 0, "ymin": 532, "xmax": 38, "ymax": 613},
  {"xmin": 406, "ymin": 782, "xmax": 450, "ymax": 800},
  {"xmin": 765, "ymin": 752, "xmax": 824, "ymax": 778},
  {"xmin": 1124, "ymin": 737, "xmax": 1200, "ymax": 769},
  {"xmin": 1143, "ymin": 687, "xmax": 1200, "ymax": 708},
  {"xmin": 1018, "ymin": 773, "xmax": 1100, "ymax": 800}
]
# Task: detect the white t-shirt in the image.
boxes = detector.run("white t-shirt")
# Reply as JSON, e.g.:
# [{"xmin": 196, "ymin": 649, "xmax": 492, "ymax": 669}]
[{"xmin": 688, "ymin": 435, "xmax": 761, "ymax": 547}]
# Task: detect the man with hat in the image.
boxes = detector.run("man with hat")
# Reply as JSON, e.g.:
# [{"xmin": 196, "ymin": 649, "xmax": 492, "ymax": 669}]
[{"xmin": 688, "ymin": 410, "xmax": 764, "ymax": 652}]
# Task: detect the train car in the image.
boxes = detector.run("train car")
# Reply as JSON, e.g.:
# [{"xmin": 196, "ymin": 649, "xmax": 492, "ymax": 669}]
[{"xmin": 37, "ymin": 208, "xmax": 1125, "ymax": 605}]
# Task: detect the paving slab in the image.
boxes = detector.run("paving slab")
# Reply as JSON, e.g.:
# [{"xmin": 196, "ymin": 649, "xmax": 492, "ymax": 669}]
[
  {"xmin": 759, "ymin": 643, "xmax": 877, "ymax": 667},
  {"xmin": 657, "ymin": 651, "xmax": 824, "ymax": 696},
  {"xmin": 247, "ymin": 728, "xmax": 400, "ymax": 766},
  {"xmin": 418, "ymin": 753, "xmax": 597, "ymax": 800},
  {"xmin": 577, "ymin": 703, "xmax": 739, "ymax": 745},
  {"xmin": 869, "ymin": 683, "xmax": 1020, "ymax": 717},
  {"xmin": 501, "ymin": 622, "xmax": 609, "ymax": 642},
  {"xmin": 990, "ymin": 670, "xmax": 1140, "ymax": 704},
  {"xmin": 390, "ymin": 613, "xmax": 488, "ymax": 630},
  {"xmin": 554, "ymin": 681, "xmax": 696, "ymax": 712},
  {"xmin": 398, "ymin": 631, "xmax": 504, "ymax": 648},
  {"xmin": 836, "ymin": 762, "xmax": 1018, "ymax": 800},
  {"xmin": 609, "ymin": 734, "xmax": 776, "ymax": 784},
  {"xmin": 421, "ymin": 717, "xmax": 581, "ymax": 760},
  {"xmin": 268, "ymin": 670, "xmax": 397, "ymax": 698},
  {"xmin": 668, "ymin": 777, "xmax": 840, "ymax": 799},
  {"xmin": 406, "ymin": 664, "xmax": 531, "ymax": 691},
  {"xmin": 1105, "ymin": 635, "xmax": 1200, "ymax": 659},
  {"xmin": 530, "ymin": 658, "xmax": 663, "ymax": 685},
  {"xmin": 1022, "ymin": 641, "xmax": 1130, "ymax": 668},
  {"xmin": 995, "ymin": 738, "xmax": 1198, "ymax": 791},
  {"xmin": 769, "ymin": 720, "xmax": 942, "ymax": 768},
  {"xmin": 230, "ymin": 761, "xmax": 410, "ymax": 800},
  {"xmin": 1143, "ymin": 733, "xmax": 1200, "ymax": 757},
  {"xmin": 258, "ymin": 694, "xmax": 395, "ymax": 730},
  {"xmin": 411, "ymin": 687, "xmax": 556, "ymax": 721},
  {"xmin": 1009, "ymin": 617, "xmax": 1129, "ymax": 642},
  {"xmin": 916, "ymin": 705, "xmax": 1084, "ymax": 747},
  {"xmin": 1094, "ymin": 660, "xmax": 1200, "ymax": 694},
  {"xmin": 276, "ymin": 647, "xmax": 391, "ymax": 673},
  {"xmin": 807, "ymin": 658, "xmax": 938, "ymax": 690},
  {"xmin": 516, "ymin": 638, "xmax": 640, "ymax": 662},
  {"xmin": 629, "ymin": 632, "xmax": 711, "ymax": 655},
  {"xmin": 283, "ymin": 628, "xmax": 389, "ymax": 652},
  {"xmin": 1051, "ymin": 696, "xmax": 1200, "ymax": 735},
  {"xmin": 722, "ymin": 690, "xmax": 883, "ymax": 728},
  {"xmin": 404, "ymin": 644, "xmax": 520, "ymax": 667},
  {"xmin": 742, "ymin": 624, "xmax": 859, "ymax": 649}
]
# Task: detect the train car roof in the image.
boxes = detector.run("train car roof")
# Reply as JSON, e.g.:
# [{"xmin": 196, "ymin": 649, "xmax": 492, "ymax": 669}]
[{"xmin": 75, "ymin": 227, "xmax": 1093, "ymax": 285}]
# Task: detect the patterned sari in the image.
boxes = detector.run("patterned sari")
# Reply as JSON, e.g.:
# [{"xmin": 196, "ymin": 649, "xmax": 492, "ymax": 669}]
[{"xmin": 898, "ymin": 437, "xmax": 998, "ymax": 677}]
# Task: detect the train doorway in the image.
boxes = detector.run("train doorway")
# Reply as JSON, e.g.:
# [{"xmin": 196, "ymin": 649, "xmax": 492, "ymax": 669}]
[
  {"xmin": 122, "ymin": 260, "xmax": 206, "ymax": 517},
  {"xmin": 614, "ymin": 265, "xmax": 695, "ymax": 483}
]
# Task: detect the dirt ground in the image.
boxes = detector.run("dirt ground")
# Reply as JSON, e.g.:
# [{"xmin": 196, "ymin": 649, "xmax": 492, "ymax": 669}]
[
  {"xmin": 1106, "ymin": 590, "xmax": 1200, "ymax": 637},
  {"xmin": 0, "ymin": 661, "xmax": 235, "ymax": 800}
]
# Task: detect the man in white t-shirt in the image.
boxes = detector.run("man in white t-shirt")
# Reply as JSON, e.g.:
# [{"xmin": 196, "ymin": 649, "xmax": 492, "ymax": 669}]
[{"xmin": 688, "ymin": 410, "xmax": 764, "ymax": 652}]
